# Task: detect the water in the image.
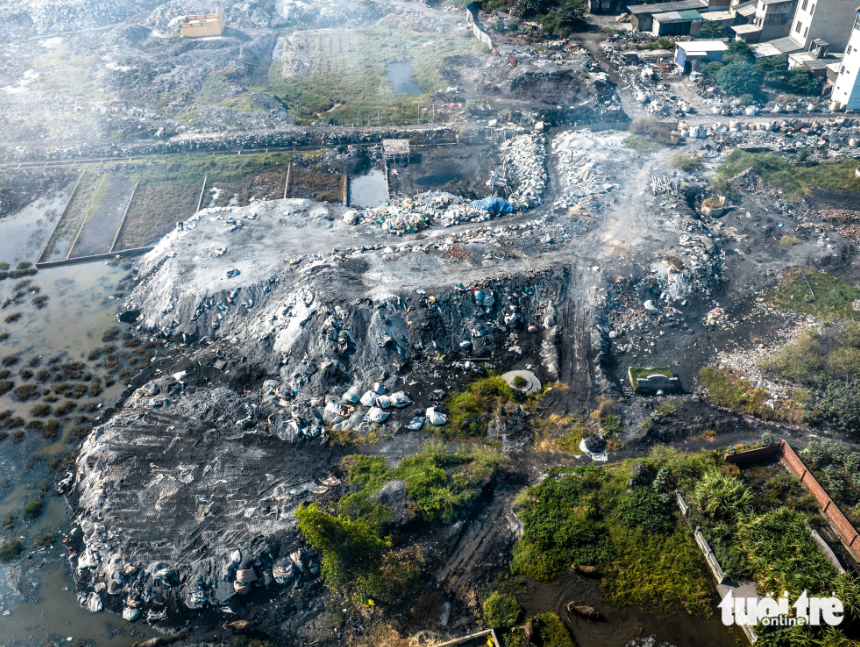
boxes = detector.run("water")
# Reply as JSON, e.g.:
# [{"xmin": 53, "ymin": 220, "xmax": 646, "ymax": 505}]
[
  {"xmin": 415, "ymin": 165, "xmax": 464, "ymax": 187},
  {"xmin": 0, "ymin": 191, "xmax": 69, "ymax": 265},
  {"xmin": 385, "ymin": 61, "xmax": 423, "ymax": 95},
  {"xmin": 0, "ymin": 211, "xmax": 159, "ymax": 645},
  {"xmin": 349, "ymin": 169, "xmax": 388, "ymax": 208}
]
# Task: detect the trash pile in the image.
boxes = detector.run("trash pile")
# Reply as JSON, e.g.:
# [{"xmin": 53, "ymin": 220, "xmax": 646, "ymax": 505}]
[
  {"xmin": 343, "ymin": 191, "xmax": 520, "ymax": 233},
  {"xmin": 552, "ymin": 131, "xmax": 623, "ymax": 210},
  {"xmin": 498, "ymin": 133, "xmax": 547, "ymax": 209},
  {"xmin": 678, "ymin": 117, "xmax": 860, "ymax": 157}
]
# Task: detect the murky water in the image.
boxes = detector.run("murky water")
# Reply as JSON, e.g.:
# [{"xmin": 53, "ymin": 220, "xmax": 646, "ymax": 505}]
[
  {"xmin": 415, "ymin": 166, "xmax": 464, "ymax": 187},
  {"xmin": 0, "ymin": 191, "xmax": 68, "ymax": 265},
  {"xmin": 386, "ymin": 61, "xmax": 423, "ymax": 95},
  {"xmin": 349, "ymin": 169, "xmax": 388, "ymax": 208},
  {"xmin": 0, "ymin": 207, "xmax": 159, "ymax": 645}
]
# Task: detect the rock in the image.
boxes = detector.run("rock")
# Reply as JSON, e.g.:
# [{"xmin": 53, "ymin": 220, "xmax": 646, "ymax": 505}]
[
  {"xmin": 123, "ymin": 607, "xmax": 141, "ymax": 622},
  {"xmin": 371, "ymin": 480, "xmax": 413, "ymax": 526}
]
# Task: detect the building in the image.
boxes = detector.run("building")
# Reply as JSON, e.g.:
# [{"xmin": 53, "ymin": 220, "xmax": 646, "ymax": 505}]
[
  {"xmin": 788, "ymin": 38, "xmax": 843, "ymax": 74},
  {"xmin": 652, "ymin": 8, "xmax": 704, "ymax": 35},
  {"xmin": 832, "ymin": 7, "xmax": 860, "ymax": 110},
  {"xmin": 629, "ymin": 0, "xmax": 705, "ymax": 31},
  {"xmin": 731, "ymin": 0, "xmax": 798, "ymax": 43},
  {"xmin": 180, "ymin": 8, "xmax": 225, "ymax": 38},
  {"xmin": 788, "ymin": 0, "xmax": 859, "ymax": 52},
  {"xmin": 675, "ymin": 39, "xmax": 729, "ymax": 71}
]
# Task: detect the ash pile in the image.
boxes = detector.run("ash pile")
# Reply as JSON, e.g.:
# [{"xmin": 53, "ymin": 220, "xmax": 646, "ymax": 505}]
[{"xmin": 68, "ymin": 194, "xmax": 567, "ymax": 626}]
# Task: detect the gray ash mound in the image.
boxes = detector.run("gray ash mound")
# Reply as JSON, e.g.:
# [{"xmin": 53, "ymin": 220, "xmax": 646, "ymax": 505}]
[{"xmin": 69, "ymin": 197, "xmax": 568, "ymax": 629}]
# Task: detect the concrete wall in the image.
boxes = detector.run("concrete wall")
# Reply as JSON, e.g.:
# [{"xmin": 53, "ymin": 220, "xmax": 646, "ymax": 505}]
[
  {"xmin": 779, "ymin": 440, "xmax": 860, "ymax": 561},
  {"xmin": 465, "ymin": 5, "xmax": 497, "ymax": 54},
  {"xmin": 790, "ymin": 0, "xmax": 859, "ymax": 52}
]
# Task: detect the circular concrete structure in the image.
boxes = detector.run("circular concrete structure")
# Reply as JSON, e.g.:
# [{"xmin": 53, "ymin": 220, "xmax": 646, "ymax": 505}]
[{"xmin": 501, "ymin": 369, "xmax": 541, "ymax": 395}]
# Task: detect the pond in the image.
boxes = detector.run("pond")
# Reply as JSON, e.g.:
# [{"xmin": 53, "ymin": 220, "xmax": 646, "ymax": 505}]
[
  {"xmin": 349, "ymin": 169, "xmax": 388, "ymax": 208},
  {"xmin": 0, "ymin": 207, "xmax": 159, "ymax": 645},
  {"xmin": 386, "ymin": 61, "xmax": 423, "ymax": 95}
]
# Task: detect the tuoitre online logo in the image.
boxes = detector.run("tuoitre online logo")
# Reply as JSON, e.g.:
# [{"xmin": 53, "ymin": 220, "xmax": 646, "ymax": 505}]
[{"xmin": 719, "ymin": 590, "xmax": 844, "ymax": 627}]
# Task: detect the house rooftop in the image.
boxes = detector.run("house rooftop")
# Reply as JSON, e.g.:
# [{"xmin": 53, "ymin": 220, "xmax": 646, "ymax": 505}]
[
  {"xmin": 628, "ymin": 0, "xmax": 706, "ymax": 14},
  {"xmin": 653, "ymin": 8, "xmax": 703, "ymax": 21},
  {"xmin": 752, "ymin": 36, "xmax": 804, "ymax": 57},
  {"xmin": 676, "ymin": 40, "xmax": 729, "ymax": 53}
]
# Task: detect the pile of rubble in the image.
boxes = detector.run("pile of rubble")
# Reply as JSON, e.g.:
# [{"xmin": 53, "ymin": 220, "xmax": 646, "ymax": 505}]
[
  {"xmin": 343, "ymin": 191, "xmax": 516, "ymax": 233},
  {"xmin": 497, "ymin": 133, "xmax": 547, "ymax": 209},
  {"xmin": 552, "ymin": 130, "xmax": 624, "ymax": 210}
]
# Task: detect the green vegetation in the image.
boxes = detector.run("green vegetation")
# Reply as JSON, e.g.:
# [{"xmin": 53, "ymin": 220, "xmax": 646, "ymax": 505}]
[
  {"xmin": 795, "ymin": 438, "xmax": 860, "ymax": 524},
  {"xmin": 482, "ymin": 591, "xmax": 522, "ymax": 627},
  {"xmin": 716, "ymin": 150, "xmax": 860, "ymax": 200},
  {"xmin": 269, "ymin": 26, "xmax": 485, "ymax": 124},
  {"xmin": 701, "ymin": 42, "xmax": 820, "ymax": 97},
  {"xmin": 699, "ymin": 366, "xmax": 806, "ymax": 423},
  {"xmin": 297, "ymin": 442, "xmax": 505, "ymax": 605},
  {"xmin": 533, "ymin": 414, "xmax": 587, "ymax": 454},
  {"xmin": 0, "ymin": 539, "xmax": 23, "ymax": 562},
  {"xmin": 624, "ymin": 116, "xmax": 675, "ymax": 153},
  {"xmin": 669, "ymin": 152, "xmax": 702, "ymax": 172},
  {"xmin": 628, "ymin": 366, "xmax": 673, "ymax": 391},
  {"xmin": 511, "ymin": 461, "xmax": 713, "ymax": 615},
  {"xmin": 22, "ymin": 498, "xmax": 44, "ymax": 521},
  {"xmin": 769, "ymin": 268, "xmax": 860, "ymax": 322},
  {"xmin": 443, "ymin": 374, "xmax": 517, "ymax": 438}
]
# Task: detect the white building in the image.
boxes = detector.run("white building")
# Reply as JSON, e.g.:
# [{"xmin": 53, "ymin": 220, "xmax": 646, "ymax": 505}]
[
  {"xmin": 832, "ymin": 7, "xmax": 860, "ymax": 110},
  {"xmin": 753, "ymin": 0, "xmax": 859, "ymax": 56},
  {"xmin": 788, "ymin": 0, "xmax": 858, "ymax": 52}
]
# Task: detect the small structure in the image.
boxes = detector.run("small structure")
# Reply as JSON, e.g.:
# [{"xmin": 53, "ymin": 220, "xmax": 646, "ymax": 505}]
[
  {"xmin": 789, "ymin": 38, "xmax": 842, "ymax": 76},
  {"xmin": 501, "ymin": 370, "xmax": 541, "ymax": 395},
  {"xmin": 180, "ymin": 8, "xmax": 225, "ymax": 38},
  {"xmin": 628, "ymin": 366, "xmax": 679, "ymax": 394},
  {"xmin": 753, "ymin": 0, "xmax": 860, "ymax": 57},
  {"xmin": 629, "ymin": 0, "xmax": 708, "ymax": 32},
  {"xmin": 652, "ymin": 8, "xmax": 704, "ymax": 36},
  {"xmin": 382, "ymin": 139, "xmax": 410, "ymax": 165},
  {"xmin": 731, "ymin": 0, "xmax": 798, "ymax": 43},
  {"xmin": 675, "ymin": 40, "xmax": 728, "ymax": 72},
  {"xmin": 832, "ymin": 8, "xmax": 860, "ymax": 111}
]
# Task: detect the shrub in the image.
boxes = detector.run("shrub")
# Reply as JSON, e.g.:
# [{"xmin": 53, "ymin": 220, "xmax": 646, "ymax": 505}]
[
  {"xmin": 41, "ymin": 419, "xmax": 60, "ymax": 439},
  {"xmin": 483, "ymin": 591, "xmax": 522, "ymax": 627},
  {"xmin": 0, "ymin": 539, "xmax": 23, "ymax": 563},
  {"xmin": 31, "ymin": 403, "xmax": 51, "ymax": 417},
  {"xmin": 670, "ymin": 153, "xmax": 702, "ymax": 172},
  {"xmin": 22, "ymin": 498, "xmax": 44, "ymax": 521},
  {"xmin": 2, "ymin": 355, "xmax": 17, "ymax": 366},
  {"xmin": 513, "ymin": 375, "xmax": 528, "ymax": 389},
  {"xmin": 701, "ymin": 196, "xmax": 722, "ymax": 209},
  {"xmin": 615, "ymin": 487, "xmax": 674, "ymax": 533},
  {"xmin": 14, "ymin": 384, "xmax": 38, "ymax": 400},
  {"xmin": 691, "ymin": 470, "xmax": 752, "ymax": 522},
  {"xmin": 713, "ymin": 62, "xmax": 763, "ymax": 96},
  {"xmin": 35, "ymin": 533, "xmax": 54, "ymax": 547},
  {"xmin": 445, "ymin": 375, "xmax": 515, "ymax": 437},
  {"xmin": 532, "ymin": 613, "xmax": 576, "ymax": 647}
]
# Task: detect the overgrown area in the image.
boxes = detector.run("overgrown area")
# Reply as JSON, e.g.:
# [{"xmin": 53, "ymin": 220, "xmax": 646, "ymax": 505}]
[
  {"xmin": 295, "ymin": 441, "xmax": 506, "ymax": 605},
  {"xmin": 511, "ymin": 460, "xmax": 714, "ymax": 616},
  {"xmin": 716, "ymin": 151, "xmax": 860, "ymax": 201},
  {"xmin": 269, "ymin": 27, "xmax": 485, "ymax": 124},
  {"xmin": 699, "ymin": 366, "xmax": 807, "ymax": 424},
  {"xmin": 702, "ymin": 41, "xmax": 819, "ymax": 97}
]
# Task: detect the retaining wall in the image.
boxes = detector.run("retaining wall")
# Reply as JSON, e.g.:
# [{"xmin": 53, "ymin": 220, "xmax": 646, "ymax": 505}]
[
  {"xmin": 465, "ymin": 5, "xmax": 497, "ymax": 54},
  {"xmin": 727, "ymin": 440, "xmax": 860, "ymax": 562}
]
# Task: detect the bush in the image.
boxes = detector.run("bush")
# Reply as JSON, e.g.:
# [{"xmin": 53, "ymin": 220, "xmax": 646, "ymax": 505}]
[
  {"xmin": 713, "ymin": 62, "xmax": 763, "ymax": 96},
  {"xmin": 739, "ymin": 93, "xmax": 755, "ymax": 106},
  {"xmin": 22, "ymin": 498, "xmax": 44, "ymax": 521},
  {"xmin": 41, "ymin": 419, "xmax": 60, "ymax": 439},
  {"xmin": 615, "ymin": 487, "xmax": 674, "ymax": 533},
  {"xmin": 0, "ymin": 539, "xmax": 23, "ymax": 563},
  {"xmin": 691, "ymin": 470, "xmax": 752, "ymax": 522},
  {"xmin": 445, "ymin": 375, "xmax": 515, "ymax": 437},
  {"xmin": 670, "ymin": 153, "xmax": 702, "ymax": 172},
  {"xmin": 483, "ymin": 591, "xmax": 522, "ymax": 627},
  {"xmin": 31, "ymin": 403, "xmax": 51, "ymax": 417},
  {"xmin": 532, "ymin": 613, "xmax": 576, "ymax": 647},
  {"xmin": 701, "ymin": 196, "xmax": 722, "ymax": 209}
]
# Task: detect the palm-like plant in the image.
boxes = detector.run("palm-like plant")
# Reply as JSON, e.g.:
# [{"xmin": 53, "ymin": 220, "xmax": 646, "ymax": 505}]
[{"xmin": 691, "ymin": 470, "xmax": 753, "ymax": 522}]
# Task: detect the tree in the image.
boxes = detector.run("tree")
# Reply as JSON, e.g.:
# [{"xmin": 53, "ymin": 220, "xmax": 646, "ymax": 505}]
[
  {"xmin": 714, "ymin": 62, "xmax": 763, "ymax": 96},
  {"xmin": 722, "ymin": 39, "xmax": 754, "ymax": 65},
  {"xmin": 700, "ymin": 21, "xmax": 722, "ymax": 38},
  {"xmin": 787, "ymin": 67, "xmax": 821, "ymax": 95}
]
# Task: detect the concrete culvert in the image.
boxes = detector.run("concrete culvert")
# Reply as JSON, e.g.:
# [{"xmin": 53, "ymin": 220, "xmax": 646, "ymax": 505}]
[{"xmin": 501, "ymin": 370, "xmax": 541, "ymax": 394}]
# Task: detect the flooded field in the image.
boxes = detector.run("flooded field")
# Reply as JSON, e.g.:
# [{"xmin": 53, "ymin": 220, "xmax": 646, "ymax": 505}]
[{"xmin": 0, "ymin": 206, "xmax": 160, "ymax": 645}]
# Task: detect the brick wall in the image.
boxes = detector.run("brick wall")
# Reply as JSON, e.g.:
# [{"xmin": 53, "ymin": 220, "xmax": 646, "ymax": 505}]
[{"xmin": 779, "ymin": 440, "xmax": 860, "ymax": 563}]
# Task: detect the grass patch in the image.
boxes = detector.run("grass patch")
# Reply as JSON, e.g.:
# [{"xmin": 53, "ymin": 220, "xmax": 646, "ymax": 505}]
[
  {"xmin": 717, "ymin": 150, "xmax": 860, "ymax": 200},
  {"xmin": 533, "ymin": 414, "xmax": 588, "ymax": 454},
  {"xmin": 483, "ymin": 591, "xmax": 522, "ymax": 627},
  {"xmin": 269, "ymin": 26, "xmax": 485, "ymax": 124},
  {"xmin": 769, "ymin": 267, "xmax": 860, "ymax": 322},
  {"xmin": 669, "ymin": 152, "xmax": 702, "ymax": 172},
  {"xmin": 21, "ymin": 498, "xmax": 44, "ymax": 521},
  {"xmin": 624, "ymin": 134, "xmax": 665, "ymax": 154},
  {"xmin": 700, "ymin": 366, "xmax": 805, "ymax": 423}
]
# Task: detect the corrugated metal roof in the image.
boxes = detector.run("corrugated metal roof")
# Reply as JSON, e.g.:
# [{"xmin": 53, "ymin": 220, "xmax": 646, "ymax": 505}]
[
  {"xmin": 628, "ymin": 0, "xmax": 706, "ymax": 14},
  {"xmin": 653, "ymin": 8, "xmax": 702, "ymax": 20},
  {"xmin": 677, "ymin": 40, "xmax": 729, "ymax": 53}
]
